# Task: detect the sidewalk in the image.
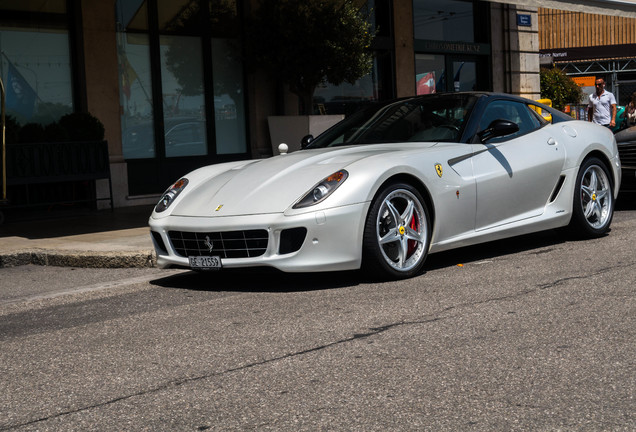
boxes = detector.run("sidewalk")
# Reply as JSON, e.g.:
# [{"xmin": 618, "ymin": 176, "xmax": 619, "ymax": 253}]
[{"xmin": 0, "ymin": 205, "xmax": 156, "ymax": 268}]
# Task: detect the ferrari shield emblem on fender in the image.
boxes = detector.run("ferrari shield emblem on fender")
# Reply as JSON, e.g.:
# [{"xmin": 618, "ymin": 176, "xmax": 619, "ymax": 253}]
[
  {"xmin": 215, "ymin": 204, "xmax": 223, "ymax": 211},
  {"xmin": 435, "ymin": 163, "xmax": 443, "ymax": 178}
]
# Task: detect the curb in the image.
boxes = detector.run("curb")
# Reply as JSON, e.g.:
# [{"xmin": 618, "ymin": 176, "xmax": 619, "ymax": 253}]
[{"xmin": 0, "ymin": 250, "xmax": 157, "ymax": 269}]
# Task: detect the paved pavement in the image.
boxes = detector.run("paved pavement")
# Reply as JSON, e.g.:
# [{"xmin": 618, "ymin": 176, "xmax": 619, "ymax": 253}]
[{"xmin": 0, "ymin": 205, "xmax": 156, "ymax": 269}]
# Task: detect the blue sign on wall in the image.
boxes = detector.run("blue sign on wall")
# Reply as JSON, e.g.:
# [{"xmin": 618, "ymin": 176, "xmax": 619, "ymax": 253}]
[{"xmin": 517, "ymin": 14, "xmax": 531, "ymax": 27}]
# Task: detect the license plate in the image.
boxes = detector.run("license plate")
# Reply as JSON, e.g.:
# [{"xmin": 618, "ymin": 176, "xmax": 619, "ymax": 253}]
[{"xmin": 189, "ymin": 256, "xmax": 222, "ymax": 270}]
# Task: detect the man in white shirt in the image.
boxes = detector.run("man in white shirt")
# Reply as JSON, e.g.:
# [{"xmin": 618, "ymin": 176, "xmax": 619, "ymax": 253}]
[{"xmin": 588, "ymin": 78, "xmax": 617, "ymax": 128}]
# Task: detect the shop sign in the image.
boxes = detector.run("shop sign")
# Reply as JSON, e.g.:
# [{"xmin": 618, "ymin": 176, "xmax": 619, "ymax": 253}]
[{"xmin": 572, "ymin": 76, "xmax": 596, "ymax": 87}]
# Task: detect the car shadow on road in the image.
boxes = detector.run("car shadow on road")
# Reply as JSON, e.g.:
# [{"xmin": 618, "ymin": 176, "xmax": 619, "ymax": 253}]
[
  {"xmin": 616, "ymin": 191, "xmax": 636, "ymax": 211},
  {"xmin": 151, "ymin": 267, "xmax": 365, "ymax": 293}
]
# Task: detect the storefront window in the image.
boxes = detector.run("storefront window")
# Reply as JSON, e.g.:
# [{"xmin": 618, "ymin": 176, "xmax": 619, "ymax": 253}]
[
  {"xmin": 413, "ymin": 0, "xmax": 474, "ymax": 43},
  {"xmin": 210, "ymin": 0, "xmax": 247, "ymax": 154},
  {"xmin": 212, "ymin": 38, "xmax": 246, "ymax": 154},
  {"xmin": 0, "ymin": 26, "xmax": 73, "ymax": 125},
  {"xmin": 453, "ymin": 60, "xmax": 476, "ymax": 91},
  {"xmin": 313, "ymin": 53, "xmax": 391, "ymax": 115},
  {"xmin": 415, "ymin": 54, "xmax": 445, "ymax": 94},
  {"xmin": 116, "ymin": 1, "xmax": 154, "ymax": 159},
  {"xmin": 311, "ymin": 0, "xmax": 393, "ymax": 115},
  {"xmin": 416, "ymin": 54, "xmax": 479, "ymax": 94},
  {"xmin": 118, "ymin": 32, "xmax": 155, "ymax": 159},
  {"xmin": 160, "ymin": 35, "xmax": 208, "ymax": 157},
  {"xmin": 116, "ymin": 0, "xmax": 247, "ymax": 161},
  {"xmin": 413, "ymin": 1, "xmax": 489, "ymax": 94}
]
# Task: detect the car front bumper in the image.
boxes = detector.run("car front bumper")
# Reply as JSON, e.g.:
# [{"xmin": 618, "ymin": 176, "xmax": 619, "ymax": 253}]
[{"xmin": 149, "ymin": 202, "xmax": 369, "ymax": 273}]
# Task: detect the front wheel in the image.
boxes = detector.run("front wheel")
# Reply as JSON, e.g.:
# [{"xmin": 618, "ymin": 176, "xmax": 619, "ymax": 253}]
[
  {"xmin": 362, "ymin": 183, "xmax": 431, "ymax": 280},
  {"xmin": 569, "ymin": 157, "xmax": 614, "ymax": 238}
]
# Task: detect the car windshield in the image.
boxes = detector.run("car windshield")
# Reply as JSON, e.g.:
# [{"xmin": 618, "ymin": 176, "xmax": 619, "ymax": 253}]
[{"xmin": 306, "ymin": 94, "xmax": 479, "ymax": 148}]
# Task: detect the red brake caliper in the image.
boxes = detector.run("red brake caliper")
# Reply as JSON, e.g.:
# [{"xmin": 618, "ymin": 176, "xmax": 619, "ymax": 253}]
[{"xmin": 407, "ymin": 213, "xmax": 419, "ymax": 256}]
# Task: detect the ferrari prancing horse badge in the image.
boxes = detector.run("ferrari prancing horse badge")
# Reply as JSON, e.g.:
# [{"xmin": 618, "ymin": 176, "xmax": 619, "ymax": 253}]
[{"xmin": 435, "ymin": 163, "xmax": 443, "ymax": 178}]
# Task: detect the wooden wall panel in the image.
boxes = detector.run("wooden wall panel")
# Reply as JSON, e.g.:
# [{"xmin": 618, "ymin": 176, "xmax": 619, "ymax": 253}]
[{"xmin": 539, "ymin": 8, "xmax": 636, "ymax": 49}]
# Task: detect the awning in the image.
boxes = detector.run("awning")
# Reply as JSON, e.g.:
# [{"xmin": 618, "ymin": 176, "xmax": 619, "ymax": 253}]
[
  {"xmin": 490, "ymin": 0, "xmax": 636, "ymax": 18},
  {"xmin": 540, "ymin": 43, "xmax": 636, "ymax": 61}
]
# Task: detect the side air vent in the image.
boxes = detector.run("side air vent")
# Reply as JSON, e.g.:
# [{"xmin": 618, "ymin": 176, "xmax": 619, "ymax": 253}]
[
  {"xmin": 279, "ymin": 227, "xmax": 307, "ymax": 255},
  {"xmin": 151, "ymin": 231, "xmax": 168, "ymax": 255},
  {"xmin": 550, "ymin": 175, "xmax": 566, "ymax": 203},
  {"xmin": 618, "ymin": 141, "xmax": 636, "ymax": 168}
]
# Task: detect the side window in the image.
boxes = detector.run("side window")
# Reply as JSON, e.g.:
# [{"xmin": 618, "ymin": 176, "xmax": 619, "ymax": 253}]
[
  {"xmin": 528, "ymin": 104, "xmax": 550, "ymax": 125},
  {"xmin": 478, "ymin": 100, "xmax": 542, "ymax": 142}
]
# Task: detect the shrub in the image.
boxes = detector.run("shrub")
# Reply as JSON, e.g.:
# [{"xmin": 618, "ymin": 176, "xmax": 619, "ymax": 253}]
[
  {"xmin": 18, "ymin": 123, "xmax": 46, "ymax": 143},
  {"xmin": 540, "ymin": 67, "xmax": 583, "ymax": 111},
  {"xmin": 44, "ymin": 122, "xmax": 69, "ymax": 142},
  {"xmin": 3, "ymin": 115, "xmax": 20, "ymax": 144},
  {"xmin": 58, "ymin": 112, "xmax": 105, "ymax": 142}
]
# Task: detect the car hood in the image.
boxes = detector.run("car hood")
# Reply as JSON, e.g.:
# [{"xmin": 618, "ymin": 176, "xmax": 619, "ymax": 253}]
[{"xmin": 171, "ymin": 144, "xmax": 438, "ymax": 217}]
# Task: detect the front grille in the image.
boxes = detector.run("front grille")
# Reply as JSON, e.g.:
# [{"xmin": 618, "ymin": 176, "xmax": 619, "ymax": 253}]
[
  {"xmin": 168, "ymin": 230, "xmax": 268, "ymax": 258},
  {"xmin": 618, "ymin": 142, "xmax": 636, "ymax": 168}
]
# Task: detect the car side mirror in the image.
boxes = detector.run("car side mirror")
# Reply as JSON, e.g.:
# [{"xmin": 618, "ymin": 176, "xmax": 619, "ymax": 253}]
[
  {"xmin": 478, "ymin": 119, "xmax": 519, "ymax": 143},
  {"xmin": 301, "ymin": 134, "xmax": 314, "ymax": 149}
]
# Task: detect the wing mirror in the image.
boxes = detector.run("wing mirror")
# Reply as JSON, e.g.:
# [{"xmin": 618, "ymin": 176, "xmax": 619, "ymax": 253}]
[
  {"xmin": 478, "ymin": 119, "xmax": 519, "ymax": 143},
  {"xmin": 301, "ymin": 134, "xmax": 314, "ymax": 149}
]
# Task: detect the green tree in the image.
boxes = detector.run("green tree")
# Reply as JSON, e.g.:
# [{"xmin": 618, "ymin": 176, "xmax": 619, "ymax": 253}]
[
  {"xmin": 540, "ymin": 67, "xmax": 583, "ymax": 111},
  {"xmin": 247, "ymin": 0, "xmax": 375, "ymax": 114}
]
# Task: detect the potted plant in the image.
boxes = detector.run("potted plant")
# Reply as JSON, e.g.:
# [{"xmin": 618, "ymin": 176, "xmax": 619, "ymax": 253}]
[{"xmin": 247, "ymin": 0, "xmax": 375, "ymax": 152}]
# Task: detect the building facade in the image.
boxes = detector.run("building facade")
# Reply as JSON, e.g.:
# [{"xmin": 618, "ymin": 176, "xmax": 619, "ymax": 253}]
[
  {"xmin": 539, "ymin": 7, "xmax": 636, "ymax": 106},
  {"xmin": 1, "ymin": 0, "xmax": 541, "ymax": 210}
]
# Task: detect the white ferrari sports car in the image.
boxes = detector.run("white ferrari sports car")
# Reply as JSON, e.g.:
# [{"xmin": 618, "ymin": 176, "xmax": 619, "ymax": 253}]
[{"xmin": 149, "ymin": 92, "xmax": 621, "ymax": 279}]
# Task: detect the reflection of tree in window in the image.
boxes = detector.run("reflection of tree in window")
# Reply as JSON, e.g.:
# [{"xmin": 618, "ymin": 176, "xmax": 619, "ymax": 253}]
[{"xmin": 162, "ymin": 0, "xmax": 240, "ymax": 99}]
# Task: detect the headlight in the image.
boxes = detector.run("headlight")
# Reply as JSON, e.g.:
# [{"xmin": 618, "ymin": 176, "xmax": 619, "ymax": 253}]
[
  {"xmin": 293, "ymin": 170, "xmax": 348, "ymax": 209},
  {"xmin": 155, "ymin": 178, "xmax": 189, "ymax": 213}
]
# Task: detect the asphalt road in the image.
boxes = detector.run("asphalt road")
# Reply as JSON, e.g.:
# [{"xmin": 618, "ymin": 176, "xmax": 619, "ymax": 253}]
[{"xmin": 1, "ymin": 205, "xmax": 635, "ymax": 431}]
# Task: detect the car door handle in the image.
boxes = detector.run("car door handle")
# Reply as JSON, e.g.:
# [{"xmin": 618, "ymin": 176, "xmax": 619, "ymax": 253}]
[{"xmin": 547, "ymin": 137, "xmax": 557, "ymax": 145}]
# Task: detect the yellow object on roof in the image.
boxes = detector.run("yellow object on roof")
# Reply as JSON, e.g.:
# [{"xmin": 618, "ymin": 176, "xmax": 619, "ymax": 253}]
[{"xmin": 532, "ymin": 99, "xmax": 553, "ymax": 123}]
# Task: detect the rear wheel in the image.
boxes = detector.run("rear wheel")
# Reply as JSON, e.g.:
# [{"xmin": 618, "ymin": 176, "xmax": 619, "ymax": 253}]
[
  {"xmin": 362, "ymin": 183, "xmax": 431, "ymax": 280},
  {"xmin": 569, "ymin": 157, "xmax": 614, "ymax": 237}
]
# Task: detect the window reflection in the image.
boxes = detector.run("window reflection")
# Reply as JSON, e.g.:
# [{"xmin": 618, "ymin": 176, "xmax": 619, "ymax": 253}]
[
  {"xmin": 116, "ymin": 0, "xmax": 148, "ymax": 31},
  {"xmin": 115, "ymin": 0, "xmax": 247, "ymax": 160},
  {"xmin": 118, "ymin": 33, "xmax": 155, "ymax": 159},
  {"xmin": 453, "ymin": 60, "xmax": 476, "ymax": 92},
  {"xmin": 160, "ymin": 35, "xmax": 207, "ymax": 157},
  {"xmin": 309, "ymin": 1, "xmax": 391, "ymax": 115},
  {"xmin": 159, "ymin": 0, "xmax": 202, "ymax": 33},
  {"xmin": 212, "ymin": 38, "xmax": 246, "ymax": 154},
  {"xmin": 413, "ymin": 0, "xmax": 474, "ymax": 42},
  {"xmin": 0, "ymin": 27, "xmax": 73, "ymax": 124},
  {"xmin": 415, "ymin": 54, "xmax": 445, "ymax": 94},
  {"xmin": 210, "ymin": 0, "xmax": 239, "ymax": 37}
]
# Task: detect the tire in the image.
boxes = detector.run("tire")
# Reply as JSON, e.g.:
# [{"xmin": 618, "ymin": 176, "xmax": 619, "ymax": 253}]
[
  {"xmin": 362, "ymin": 183, "xmax": 431, "ymax": 280},
  {"xmin": 569, "ymin": 157, "xmax": 614, "ymax": 238}
]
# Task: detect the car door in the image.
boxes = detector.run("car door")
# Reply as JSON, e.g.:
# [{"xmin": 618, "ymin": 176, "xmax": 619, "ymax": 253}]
[{"xmin": 471, "ymin": 99, "xmax": 566, "ymax": 231}]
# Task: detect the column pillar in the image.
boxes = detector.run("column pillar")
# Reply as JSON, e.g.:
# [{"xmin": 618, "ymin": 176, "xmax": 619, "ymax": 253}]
[
  {"xmin": 394, "ymin": 0, "xmax": 415, "ymax": 97},
  {"xmin": 490, "ymin": 3, "xmax": 540, "ymax": 100},
  {"xmin": 81, "ymin": 0, "xmax": 129, "ymax": 207}
]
